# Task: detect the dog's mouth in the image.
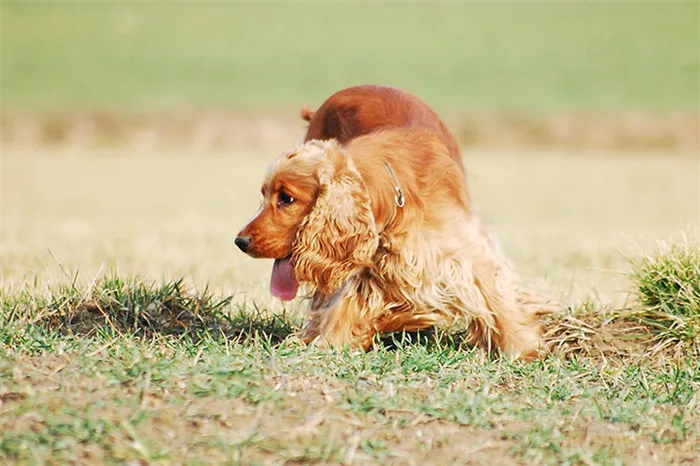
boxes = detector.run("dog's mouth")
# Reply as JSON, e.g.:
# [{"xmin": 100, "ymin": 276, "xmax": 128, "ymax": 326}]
[{"xmin": 270, "ymin": 257, "xmax": 299, "ymax": 301}]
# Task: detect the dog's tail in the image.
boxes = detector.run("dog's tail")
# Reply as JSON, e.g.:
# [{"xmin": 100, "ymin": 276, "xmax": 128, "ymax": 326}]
[{"xmin": 300, "ymin": 105, "xmax": 315, "ymax": 122}]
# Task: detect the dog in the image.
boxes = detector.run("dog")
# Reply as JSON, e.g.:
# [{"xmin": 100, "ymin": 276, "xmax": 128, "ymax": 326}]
[
  {"xmin": 235, "ymin": 128, "xmax": 557, "ymax": 360},
  {"xmin": 299, "ymin": 84, "xmax": 463, "ymax": 167}
]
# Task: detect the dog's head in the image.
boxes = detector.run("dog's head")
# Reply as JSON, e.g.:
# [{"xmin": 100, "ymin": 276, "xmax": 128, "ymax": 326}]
[{"xmin": 235, "ymin": 139, "xmax": 379, "ymax": 300}]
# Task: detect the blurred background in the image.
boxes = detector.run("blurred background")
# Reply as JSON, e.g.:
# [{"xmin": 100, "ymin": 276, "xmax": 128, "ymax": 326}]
[
  {"xmin": 1, "ymin": 1, "xmax": 698, "ymax": 303},
  {"xmin": 1, "ymin": 1, "xmax": 697, "ymax": 150}
]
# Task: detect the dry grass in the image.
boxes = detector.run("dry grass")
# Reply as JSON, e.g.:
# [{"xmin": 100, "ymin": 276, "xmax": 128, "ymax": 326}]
[
  {"xmin": 2, "ymin": 146, "xmax": 697, "ymax": 295},
  {"xmin": 1, "ymin": 145, "xmax": 699, "ymax": 465}
]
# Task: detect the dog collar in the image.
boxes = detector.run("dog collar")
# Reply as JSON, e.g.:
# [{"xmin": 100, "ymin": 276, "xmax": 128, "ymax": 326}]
[{"xmin": 383, "ymin": 161, "xmax": 405, "ymax": 208}]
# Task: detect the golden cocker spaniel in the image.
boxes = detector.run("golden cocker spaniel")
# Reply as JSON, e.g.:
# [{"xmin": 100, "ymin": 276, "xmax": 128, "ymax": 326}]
[{"xmin": 235, "ymin": 128, "xmax": 557, "ymax": 360}]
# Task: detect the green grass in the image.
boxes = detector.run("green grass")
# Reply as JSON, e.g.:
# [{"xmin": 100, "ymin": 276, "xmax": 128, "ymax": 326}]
[
  {"xmin": 1, "ymin": 273, "xmax": 296, "ymax": 344},
  {"xmin": 2, "ymin": 1, "xmax": 698, "ymax": 114},
  {"xmin": 626, "ymin": 234, "xmax": 700, "ymax": 355},
  {"xmin": 1, "ymin": 269, "xmax": 699, "ymax": 465}
]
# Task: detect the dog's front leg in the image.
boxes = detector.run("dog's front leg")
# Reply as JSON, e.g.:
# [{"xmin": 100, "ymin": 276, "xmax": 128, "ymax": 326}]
[{"xmin": 301, "ymin": 291, "xmax": 376, "ymax": 350}]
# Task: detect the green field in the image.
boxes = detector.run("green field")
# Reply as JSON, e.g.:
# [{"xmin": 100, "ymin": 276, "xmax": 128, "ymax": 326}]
[
  {"xmin": 2, "ymin": 1, "xmax": 698, "ymax": 113},
  {"xmin": 2, "ymin": 2, "xmax": 700, "ymax": 465}
]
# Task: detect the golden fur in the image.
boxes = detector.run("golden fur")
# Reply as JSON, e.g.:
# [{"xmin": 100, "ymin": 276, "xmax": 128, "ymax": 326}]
[{"xmin": 236, "ymin": 129, "xmax": 557, "ymax": 360}]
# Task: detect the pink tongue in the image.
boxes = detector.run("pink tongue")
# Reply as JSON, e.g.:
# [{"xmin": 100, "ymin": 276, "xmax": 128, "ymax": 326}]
[{"xmin": 270, "ymin": 258, "xmax": 299, "ymax": 301}]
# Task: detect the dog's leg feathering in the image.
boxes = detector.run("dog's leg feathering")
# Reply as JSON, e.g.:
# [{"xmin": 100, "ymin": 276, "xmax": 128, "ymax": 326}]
[{"xmin": 466, "ymin": 213, "xmax": 559, "ymax": 360}]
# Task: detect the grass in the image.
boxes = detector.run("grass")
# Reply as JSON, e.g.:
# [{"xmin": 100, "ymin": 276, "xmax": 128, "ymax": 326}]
[
  {"xmin": 2, "ymin": 1, "xmax": 698, "ymax": 462},
  {"xmin": 1, "ymin": 1, "xmax": 698, "ymax": 114},
  {"xmin": 625, "ymin": 234, "xmax": 700, "ymax": 356},
  {"xmin": 1, "ymin": 145, "xmax": 699, "ymax": 465},
  {"xmin": 2, "ymin": 273, "xmax": 296, "ymax": 344},
  {"xmin": 1, "ymin": 271, "xmax": 699, "ymax": 465}
]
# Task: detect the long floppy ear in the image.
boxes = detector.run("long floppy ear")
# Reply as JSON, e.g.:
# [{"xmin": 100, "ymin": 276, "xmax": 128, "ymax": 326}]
[{"xmin": 292, "ymin": 144, "xmax": 378, "ymax": 296}]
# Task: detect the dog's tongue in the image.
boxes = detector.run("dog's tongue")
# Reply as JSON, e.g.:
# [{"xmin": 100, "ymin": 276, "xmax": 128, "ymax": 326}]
[{"xmin": 270, "ymin": 258, "xmax": 299, "ymax": 301}]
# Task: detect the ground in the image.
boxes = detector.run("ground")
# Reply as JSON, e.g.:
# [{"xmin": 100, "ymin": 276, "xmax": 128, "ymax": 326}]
[
  {"xmin": 1, "ymin": 146, "xmax": 698, "ymax": 465},
  {"xmin": 1, "ymin": 1, "xmax": 699, "ymax": 464}
]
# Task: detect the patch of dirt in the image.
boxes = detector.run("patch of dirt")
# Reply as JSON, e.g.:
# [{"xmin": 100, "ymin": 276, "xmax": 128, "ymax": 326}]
[
  {"xmin": 543, "ymin": 305, "xmax": 667, "ymax": 361},
  {"xmin": 1, "ymin": 111, "xmax": 697, "ymax": 152}
]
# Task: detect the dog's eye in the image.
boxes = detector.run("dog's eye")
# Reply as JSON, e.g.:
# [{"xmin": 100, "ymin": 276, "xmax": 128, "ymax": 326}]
[{"xmin": 277, "ymin": 190, "xmax": 295, "ymax": 207}]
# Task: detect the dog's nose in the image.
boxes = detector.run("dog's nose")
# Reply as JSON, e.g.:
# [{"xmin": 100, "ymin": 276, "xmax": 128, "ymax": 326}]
[{"xmin": 234, "ymin": 236, "xmax": 251, "ymax": 253}]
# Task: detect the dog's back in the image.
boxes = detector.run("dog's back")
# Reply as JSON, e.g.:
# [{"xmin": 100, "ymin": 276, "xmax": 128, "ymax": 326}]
[
  {"xmin": 302, "ymin": 85, "xmax": 462, "ymax": 165},
  {"xmin": 345, "ymin": 129, "xmax": 471, "ymax": 225}
]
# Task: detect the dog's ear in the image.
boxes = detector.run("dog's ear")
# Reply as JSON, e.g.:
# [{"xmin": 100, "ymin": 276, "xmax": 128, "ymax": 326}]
[
  {"xmin": 292, "ymin": 144, "xmax": 378, "ymax": 295},
  {"xmin": 300, "ymin": 105, "xmax": 315, "ymax": 122}
]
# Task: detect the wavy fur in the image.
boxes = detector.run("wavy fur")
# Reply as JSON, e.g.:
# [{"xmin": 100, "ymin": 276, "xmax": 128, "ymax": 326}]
[
  {"xmin": 292, "ymin": 141, "xmax": 379, "ymax": 296},
  {"xmin": 237, "ymin": 128, "xmax": 558, "ymax": 360}
]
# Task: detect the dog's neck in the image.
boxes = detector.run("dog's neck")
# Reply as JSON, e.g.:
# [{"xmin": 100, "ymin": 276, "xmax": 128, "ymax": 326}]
[
  {"xmin": 376, "ymin": 160, "xmax": 405, "ymax": 233},
  {"xmin": 351, "ymin": 162, "xmax": 408, "ymax": 236}
]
